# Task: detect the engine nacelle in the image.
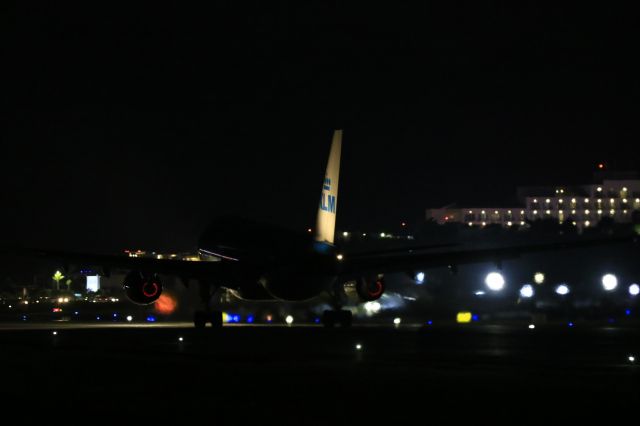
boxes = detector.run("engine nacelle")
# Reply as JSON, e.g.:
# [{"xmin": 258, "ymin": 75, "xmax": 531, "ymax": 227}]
[
  {"xmin": 123, "ymin": 271, "xmax": 163, "ymax": 305},
  {"xmin": 343, "ymin": 275, "xmax": 385, "ymax": 302}
]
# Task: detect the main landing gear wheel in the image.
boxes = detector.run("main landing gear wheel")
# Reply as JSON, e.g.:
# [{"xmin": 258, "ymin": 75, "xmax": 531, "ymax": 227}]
[
  {"xmin": 321, "ymin": 310, "xmax": 352, "ymax": 328},
  {"xmin": 193, "ymin": 310, "xmax": 223, "ymax": 328}
]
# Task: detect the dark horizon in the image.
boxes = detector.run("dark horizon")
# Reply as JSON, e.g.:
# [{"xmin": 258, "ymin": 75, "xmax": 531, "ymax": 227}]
[{"xmin": 4, "ymin": 3, "xmax": 639, "ymax": 252}]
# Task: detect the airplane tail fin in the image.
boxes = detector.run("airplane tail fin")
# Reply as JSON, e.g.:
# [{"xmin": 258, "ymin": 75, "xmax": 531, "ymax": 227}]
[{"xmin": 315, "ymin": 130, "xmax": 342, "ymax": 245}]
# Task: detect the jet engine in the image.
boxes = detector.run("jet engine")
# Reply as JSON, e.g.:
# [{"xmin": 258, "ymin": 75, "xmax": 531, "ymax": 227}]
[
  {"xmin": 343, "ymin": 275, "xmax": 385, "ymax": 302},
  {"xmin": 123, "ymin": 271, "xmax": 163, "ymax": 304}
]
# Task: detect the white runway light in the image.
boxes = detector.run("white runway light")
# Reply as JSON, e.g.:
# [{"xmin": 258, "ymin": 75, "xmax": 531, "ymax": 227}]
[
  {"xmin": 629, "ymin": 355, "xmax": 635, "ymax": 363},
  {"xmin": 534, "ymin": 272, "xmax": 545, "ymax": 285},
  {"xmin": 629, "ymin": 284, "xmax": 640, "ymax": 296},
  {"xmin": 415, "ymin": 272, "xmax": 425, "ymax": 284},
  {"xmin": 393, "ymin": 317, "xmax": 401, "ymax": 325},
  {"xmin": 285, "ymin": 315, "xmax": 294, "ymax": 325},
  {"xmin": 485, "ymin": 272, "xmax": 505, "ymax": 291},
  {"xmin": 520, "ymin": 284, "xmax": 535, "ymax": 298},
  {"xmin": 602, "ymin": 274, "xmax": 618, "ymax": 291},
  {"xmin": 528, "ymin": 324, "xmax": 535, "ymax": 330},
  {"xmin": 555, "ymin": 284, "xmax": 570, "ymax": 295},
  {"xmin": 126, "ymin": 315, "xmax": 133, "ymax": 322}
]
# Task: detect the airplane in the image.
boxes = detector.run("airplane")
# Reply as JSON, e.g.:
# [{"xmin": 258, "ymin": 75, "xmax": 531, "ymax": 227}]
[{"xmin": 9, "ymin": 130, "xmax": 637, "ymax": 328}]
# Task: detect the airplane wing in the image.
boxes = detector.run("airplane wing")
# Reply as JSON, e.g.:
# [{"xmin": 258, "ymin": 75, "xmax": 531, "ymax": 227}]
[
  {"xmin": 4, "ymin": 247, "xmax": 239, "ymax": 284},
  {"xmin": 340, "ymin": 235, "xmax": 637, "ymax": 276}
]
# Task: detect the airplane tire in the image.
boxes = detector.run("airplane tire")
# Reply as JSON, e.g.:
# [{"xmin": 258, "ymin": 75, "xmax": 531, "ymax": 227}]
[
  {"xmin": 338, "ymin": 310, "xmax": 353, "ymax": 328},
  {"xmin": 194, "ymin": 311, "xmax": 209, "ymax": 328},
  {"xmin": 209, "ymin": 310, "xmax": 223, "ymax": 328},
  {"xmin": 322, "ymin": 310, "xmax": 336, "ymax": 328}
]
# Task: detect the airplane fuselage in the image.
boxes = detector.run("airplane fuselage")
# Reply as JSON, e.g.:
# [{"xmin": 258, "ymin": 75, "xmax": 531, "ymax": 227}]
[{"xmin": 198, "ymin": 217, "xmax": 339, "ymax": 301}]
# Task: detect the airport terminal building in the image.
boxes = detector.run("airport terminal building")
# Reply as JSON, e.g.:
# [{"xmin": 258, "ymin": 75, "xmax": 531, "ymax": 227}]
[{"xmin": 426, "ymin": 172, "xmax": 640, "ymax": 230}]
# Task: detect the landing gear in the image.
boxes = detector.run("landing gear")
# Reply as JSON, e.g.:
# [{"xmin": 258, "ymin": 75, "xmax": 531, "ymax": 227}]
[
  {"xmin": 193, "ymin": 310, "xmax": 223, "ymax": 328},
  {"xmin": 194, "ymin": 281, "xmax": 223, "ymax": 328},
  {"xmin": 321, "ymin": 309, "xmax": 352, "ymax": 328}
]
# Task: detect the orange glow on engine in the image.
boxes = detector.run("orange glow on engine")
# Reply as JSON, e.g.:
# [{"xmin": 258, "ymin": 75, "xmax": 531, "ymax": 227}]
[{"xmin": 154, "ymin": 294, "xmax": 177, "ymax": 314}]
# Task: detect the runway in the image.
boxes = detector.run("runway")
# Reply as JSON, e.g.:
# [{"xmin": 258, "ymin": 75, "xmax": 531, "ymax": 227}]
[{"xmin": 1, "ymin": 322, "xmax": 639, "ymax": 424}]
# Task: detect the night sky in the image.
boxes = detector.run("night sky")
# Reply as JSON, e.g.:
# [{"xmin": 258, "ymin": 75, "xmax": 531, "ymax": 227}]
[{"xmin": 3, "ymin": 3, "xmax": 639, "ymax": 252}]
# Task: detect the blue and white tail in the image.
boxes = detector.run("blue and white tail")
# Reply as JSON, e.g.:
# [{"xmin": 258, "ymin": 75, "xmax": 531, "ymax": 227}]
[{"xmin": 315, "ymin": 130, "xmax": 342, "ymax": 245}]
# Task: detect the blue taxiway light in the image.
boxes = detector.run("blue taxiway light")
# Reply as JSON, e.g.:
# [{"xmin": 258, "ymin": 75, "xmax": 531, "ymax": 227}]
[
  {"xmin": 625, "ymin": 309, "xmax": 632, "ymax": 316},
  {"xmin": 146, "ymin": 316, "xmax": 156, "ymax": 322},
  {"xmin": 246, "ymin": 316, "xmax": 254, "ymax": 323}
]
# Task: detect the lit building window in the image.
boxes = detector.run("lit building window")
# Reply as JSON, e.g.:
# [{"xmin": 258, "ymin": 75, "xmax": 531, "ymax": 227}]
[
  {"xmin": 610, "ymin": 198, "xmax": 615, "ymax": 205},
  {"xmin": 533, "ymin": 210, "xmax": 538, "ymax": 215},
  {"xmin": 584, "ymin": 198, "xmax": 590, "ymax": 203},
  {"xmin": 585, "ymin": 209, "xmax": 591, "ymax": 214},
  {"xmin": 597, "ymin": 187, "xmax": 602, "ymax": 192},
  {"xmin": 533, "ymin": 199, "xmax": 538, "ymax": 203},
  {"xmin": 610, "ymin": 209, "xmax": 615, "ymax": 215},
  {"xmin": 597, "ymin": 210, "xmax": 603, "ymax": 215},
  {"xmin": 571, "ymin": 210, "xmax": 576, "ymax": 215},
  {"xmin": 571, "ymin": 198, "xmax": 576, "ymax": 204},
  {"xmin": 545, "ymin": 199, "xmax": 551, "ymax": 204},
  {"xmin": 545, "ymin": 210, "xmax": 551, "ymax": 215},
  {"xmin": 585, "ymin": 221, "xmax": 591, "ymax": 227},
  {"xmin": 558, "ymin": 199, "xmax": 564, "ymax": 204},
  {"xmin": 622, "ymin": 199, "xmax": 628, "ymax": 203}
]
